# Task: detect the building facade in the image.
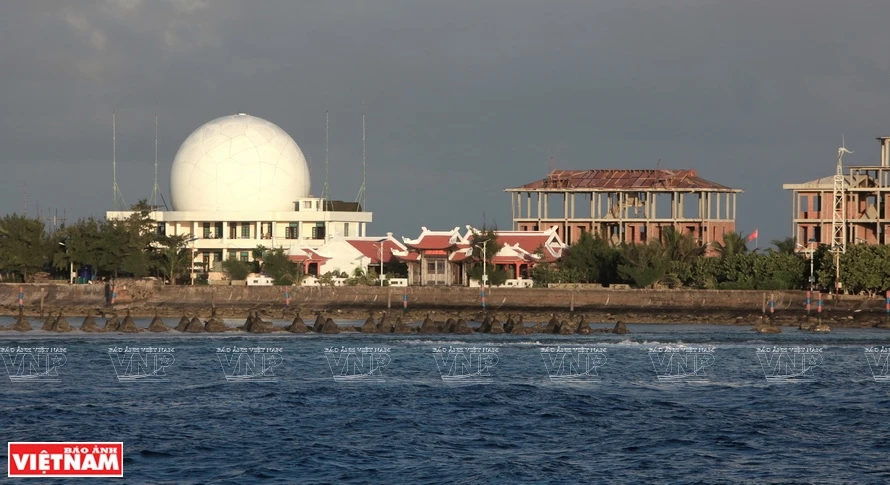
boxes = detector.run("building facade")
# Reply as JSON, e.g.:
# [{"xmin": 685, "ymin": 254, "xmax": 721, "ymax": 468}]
[
  {"xmin": 505, "ymin": 169, "xmax": 742, "ymax": 247},
  {"xmin": 783, "ymin": 138, "xmax": 890, "ymax": 247},
  {"xmin": 105, "ymin": 113, "xmax": 372, "ymax": 279},
  {"xmin": 390, "ymin": 226, "xmax": 566, "ymax": 287}
]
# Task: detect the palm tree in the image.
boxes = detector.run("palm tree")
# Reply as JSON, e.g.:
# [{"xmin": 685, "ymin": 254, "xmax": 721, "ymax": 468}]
[
  {"xmin": 770, "ymin": 237, "xmax": 796, "ymax": 255},
  {"xmin": 660, "ymin": 226, "xmax": 705, "ymax": 264},
  {"xmin": 713, "ymin": 232, "xmax": 749, "ymax": 258}
]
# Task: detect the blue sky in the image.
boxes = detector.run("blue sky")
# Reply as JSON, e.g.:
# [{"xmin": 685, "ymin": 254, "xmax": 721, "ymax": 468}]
[{"xmin": 2, "ymin": 1, "xmax": 889, "ymax": 246}]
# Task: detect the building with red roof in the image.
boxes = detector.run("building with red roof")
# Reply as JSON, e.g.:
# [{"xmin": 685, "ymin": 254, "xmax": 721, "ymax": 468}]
[
  {"xmin": 392, "ymin": 226, "xmax": 566, "ymax": 286},
  {"xmin": 288, "ymin": 233, "xmax": 407, "ymax": 280},
  {"xmin": 505, "ymin": 168, "xmax": 742, "ymax": 247}
]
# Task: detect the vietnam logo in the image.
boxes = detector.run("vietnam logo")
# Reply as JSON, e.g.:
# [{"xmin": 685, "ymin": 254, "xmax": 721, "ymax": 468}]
[
  {"xmin": 756, "ymin": 346, "xmax": 823, "ymax": 382},
  {"xmin": 108, "ymin": 346, "xmax": 175, "ymax": 382},
  {"xmin": 217, "ymin": 346, "xmax": 283, "ymax": 382},
  {"xmin": 324, "ymin": 347, "xmax": 391, "ymax": 382},
  {"xmin": 649, "ymin": 346, "xmax": 716, "ymax": 382},
  {"xmin": 432, "ymin": 346, "xmax": 499, "ymax": 384},
  {"xmin": 0, "ymin": 347, "xmax": 67, "ymax": 383},
  {"xmin": 540, "ymin": 346, "xmax": 607, "ymax": 382},
  {"xmin": 864, "ymin": 346, "xmax": 890, "ymax": 382},
  {"xmin": 7, "ymin": 442, "xmax": 123, "ymax": 477}
]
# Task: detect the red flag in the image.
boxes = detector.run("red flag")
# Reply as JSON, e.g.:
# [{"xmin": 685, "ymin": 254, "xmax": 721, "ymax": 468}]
[{"xmin": 747, "ymin": 229, "xmax": 758, "ymax": 242}]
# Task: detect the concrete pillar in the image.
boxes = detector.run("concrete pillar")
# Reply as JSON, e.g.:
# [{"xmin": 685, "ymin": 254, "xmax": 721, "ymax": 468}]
[
  {"xmin": 563, "ymin": 191, "xmax": 569, "ymax": 219},
  {"xmin": 716, "ymin": 193, "xmax": 721, "ymax": 220}
]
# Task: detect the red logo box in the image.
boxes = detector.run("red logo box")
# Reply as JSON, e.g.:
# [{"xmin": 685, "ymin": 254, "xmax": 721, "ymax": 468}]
[{"xmin": 8, "ymin": 442, "xmax": 123, "ymax": 478}]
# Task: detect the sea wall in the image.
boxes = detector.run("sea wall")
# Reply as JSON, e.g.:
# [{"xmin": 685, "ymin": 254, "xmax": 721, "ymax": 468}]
[{"xmin": 0, "ymin": 283, "xmax": 883, "ymax": 313}]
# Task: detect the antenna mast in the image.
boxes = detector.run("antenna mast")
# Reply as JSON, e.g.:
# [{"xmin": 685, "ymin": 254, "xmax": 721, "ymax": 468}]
[
  {"xmin": 832, "ymin": 137, "xmax": 852, "ymax": 293},
  {"xmin": 322, "ymin": 111, "xmax": 330, "ymax": 202},
  {"xmin": 355, "ymin": 105, "xmax": 366, "ymax": 210},
  {"xmin": 112, "ymin": 111, "xmax": 126, "ymax": 210},
  {"xmin": 149, "ymin": 113, "xmax": 161, "ymax": 209}
]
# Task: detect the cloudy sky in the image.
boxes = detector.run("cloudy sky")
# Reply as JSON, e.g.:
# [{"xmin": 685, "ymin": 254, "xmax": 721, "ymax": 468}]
[{"xmin": 3, "ymin": 0, "xmax": 889, "ymax": 245}]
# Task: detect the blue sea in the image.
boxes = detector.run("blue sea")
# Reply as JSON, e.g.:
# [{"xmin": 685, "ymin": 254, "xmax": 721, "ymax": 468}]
[{"xmin": 2, "ymin": 317, "xmax": 890, "ymax": 484}]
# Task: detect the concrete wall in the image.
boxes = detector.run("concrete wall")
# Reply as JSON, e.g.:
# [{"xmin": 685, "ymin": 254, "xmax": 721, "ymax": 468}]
[{"xmin": 0, "ymin": 283, "xmax": 883, "ymax": 313}]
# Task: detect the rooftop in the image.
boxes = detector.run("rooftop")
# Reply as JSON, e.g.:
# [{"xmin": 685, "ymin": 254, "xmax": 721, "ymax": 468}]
[{"xmin": 506, "ymin": 169, "xmax": 741, "ymax": 192}]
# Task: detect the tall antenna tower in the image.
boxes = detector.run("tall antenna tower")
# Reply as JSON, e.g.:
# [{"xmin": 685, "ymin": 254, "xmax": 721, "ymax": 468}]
[
  {"xmin": 149, "ymin": 114, "xmax": 161, "ymax": 209},
  {"xmin": 832, "ymin": 137, "xmax": 852, "ymax": 293},
  {"xmin": 112, "ymin": 111, "xmax": 126, "ymax": 210},
  {"xmin": 355, "ymin": 105, "xmax": 366, "ymax": 210},
  {"xmin": 322, "ymin": 111, "xmax": 330, "ymax": 202}
]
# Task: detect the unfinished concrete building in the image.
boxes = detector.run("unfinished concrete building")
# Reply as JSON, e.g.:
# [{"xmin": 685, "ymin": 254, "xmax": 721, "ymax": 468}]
[
  {"xmin": 506, "ymin": 169, "xmax": 743, "ymax": 246},
  {"xmin": 783, "ymin": 137, "xmax": 890, "ymax": 246}
]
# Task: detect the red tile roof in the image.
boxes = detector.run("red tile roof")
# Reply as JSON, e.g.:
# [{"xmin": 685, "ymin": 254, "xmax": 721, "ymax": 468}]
[
  {"xmin": 347, "ymin": 239, "xmax": 401, "ymax": 263},
  {"xmin": 287, "ymin": 248, "xmax": 330, "ymax": 263},
  {"xmin": 404, "ymin": 235, "xmax": 459, "ymax": 250},
  {"xmin": 507, "ymin": 169, "xmax": 740, "ymax": 192}
]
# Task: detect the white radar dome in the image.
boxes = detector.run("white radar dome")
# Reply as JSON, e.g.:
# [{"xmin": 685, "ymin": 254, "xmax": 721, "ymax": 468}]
[{"xmin": 170, "ymin": 114, "xmax": 310, "ymax": 212}]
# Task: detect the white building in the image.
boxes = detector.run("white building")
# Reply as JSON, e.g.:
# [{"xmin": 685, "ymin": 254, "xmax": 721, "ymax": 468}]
[
  {"xmin": 107, "ymin": 113, "xmax": 372, "ymax": 277},
  {"xmin": 287, "ymin": 233, "xmax": 406, "ymax": 281}
]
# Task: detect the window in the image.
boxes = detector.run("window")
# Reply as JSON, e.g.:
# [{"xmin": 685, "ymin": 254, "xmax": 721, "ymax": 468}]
[
  {"xmin": 286, "ymin": 223, "xmax": 298, "ymax": 239},
  {"xmin": 203, "ymin": 222, "xmax": 211, "ymax": 239},
  {"xmin": 427, "ymin": 260, "xmax": 445, "ymax": 274},
  {"xmin": 241, "ymin": 223, "xmax": 250, "ymax": 239},
  {"xmin": 303, "ymin": 201, "xmax": 312, "ymax": 209},
  {"xmin": 229, "ymin": 222, "xmax": 237, "ymax": 239},
  {"xmin": 311, "ymin": 223, "xmax": 325, "ymax": 240},
  {"xmin": 343, "ymin": 223, "xmax": 349, "ymax": 237},
  {"xmin": 156, "ymin": 222, "xmax": 166, "ymax": 236},
  {"xmin": 261, "ymin": 222, "xmax": 272, "ymax": 239},
  {"xmin": 239, "ymin": 252, "xmax": 249, "ymax": 262}
]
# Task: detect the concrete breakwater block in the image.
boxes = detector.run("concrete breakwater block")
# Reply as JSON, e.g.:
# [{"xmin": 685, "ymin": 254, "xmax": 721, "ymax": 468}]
[
  {"xmin": 10, "ymin": 314, "xmax": 32, "ymax": 332},
  {"xmin": 148, "ymin": 315, "xmax": 170, "ymax": 332},
  {"xmin": 174, "ymin": 315, "xmax": 190, "ymax": 332},
  {"xmin": 320, "ymin": 318, "xmax": 339, "ymax": 334},
  {"xmin": 49, "ymin": 313, "xmax": 75, "ymax": 332},
  {"xmin": 119, "ymin": 311, "xmax": 140, "ymax": 333},
  {"xmin": 41, "ymin": 314, "xmax": 56, "ymax": 331},
  {"xmin": 185, "ymin": 316, "xmax": 204, "ymax": 333},
  {"xmin": 80, "ymin": 315, "xmax": 101, "ymax": 332},
  {"xmin": 285, "ymin": 314, "xmax": 308, "ymax": 333},
  {"xmin": 103, "ymin": 316, "xmax": 121, "ymax": 332}
]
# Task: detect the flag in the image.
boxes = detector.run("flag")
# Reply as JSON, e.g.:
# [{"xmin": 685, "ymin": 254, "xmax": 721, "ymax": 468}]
[{"xmin": 747, "ymin": 229, "xmax": 758, "ymax": 242}]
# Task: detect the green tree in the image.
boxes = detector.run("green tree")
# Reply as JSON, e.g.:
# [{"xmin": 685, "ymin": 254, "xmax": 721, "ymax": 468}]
[
  {"xmin": 713, "ymin": 232, "xmax": 750, "ymax": 259},
  {"xmin": 770, "ymin": 237, "xmax": 797, "ymax": 255},
  {"xmin": 0, "ymin": 214, "xmax": 49, "ymax": 281},
  {"xmin": 557, "ymin": 231, "xmax": 619, "ymax": 284},
  {"xmin": 661, "ymin": 227, "xmax": 705, "ymax": 264},
  {"xmin": 468, "ymin": 226, "xmax": 507, "ymax": 285},
  {"xmin": 837, "ymin": 244, "xmax": 890, "ymax": 296},
  {"xmin": 96, "ymin": 201, "xmax": 158, "ymax": 278},
  {"xmin": 617, "ymin": 240, "xmax": 669, "ymax": 288},
  {"xmin": 153, "ymin": 234, "xmax": 195, "ymax": 285},
  {"xmin": 222, "ymin": 256, "xmax": 251, "ymax": 281},
  {"xmin": 259, "ymin": 247, "xmax": 303, "ymax": 285}
]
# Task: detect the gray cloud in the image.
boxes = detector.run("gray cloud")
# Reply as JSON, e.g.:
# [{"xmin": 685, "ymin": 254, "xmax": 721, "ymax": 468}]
[{"xmin": 2, "ymin": 0, "xmax": 890, "ymax": 243}]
